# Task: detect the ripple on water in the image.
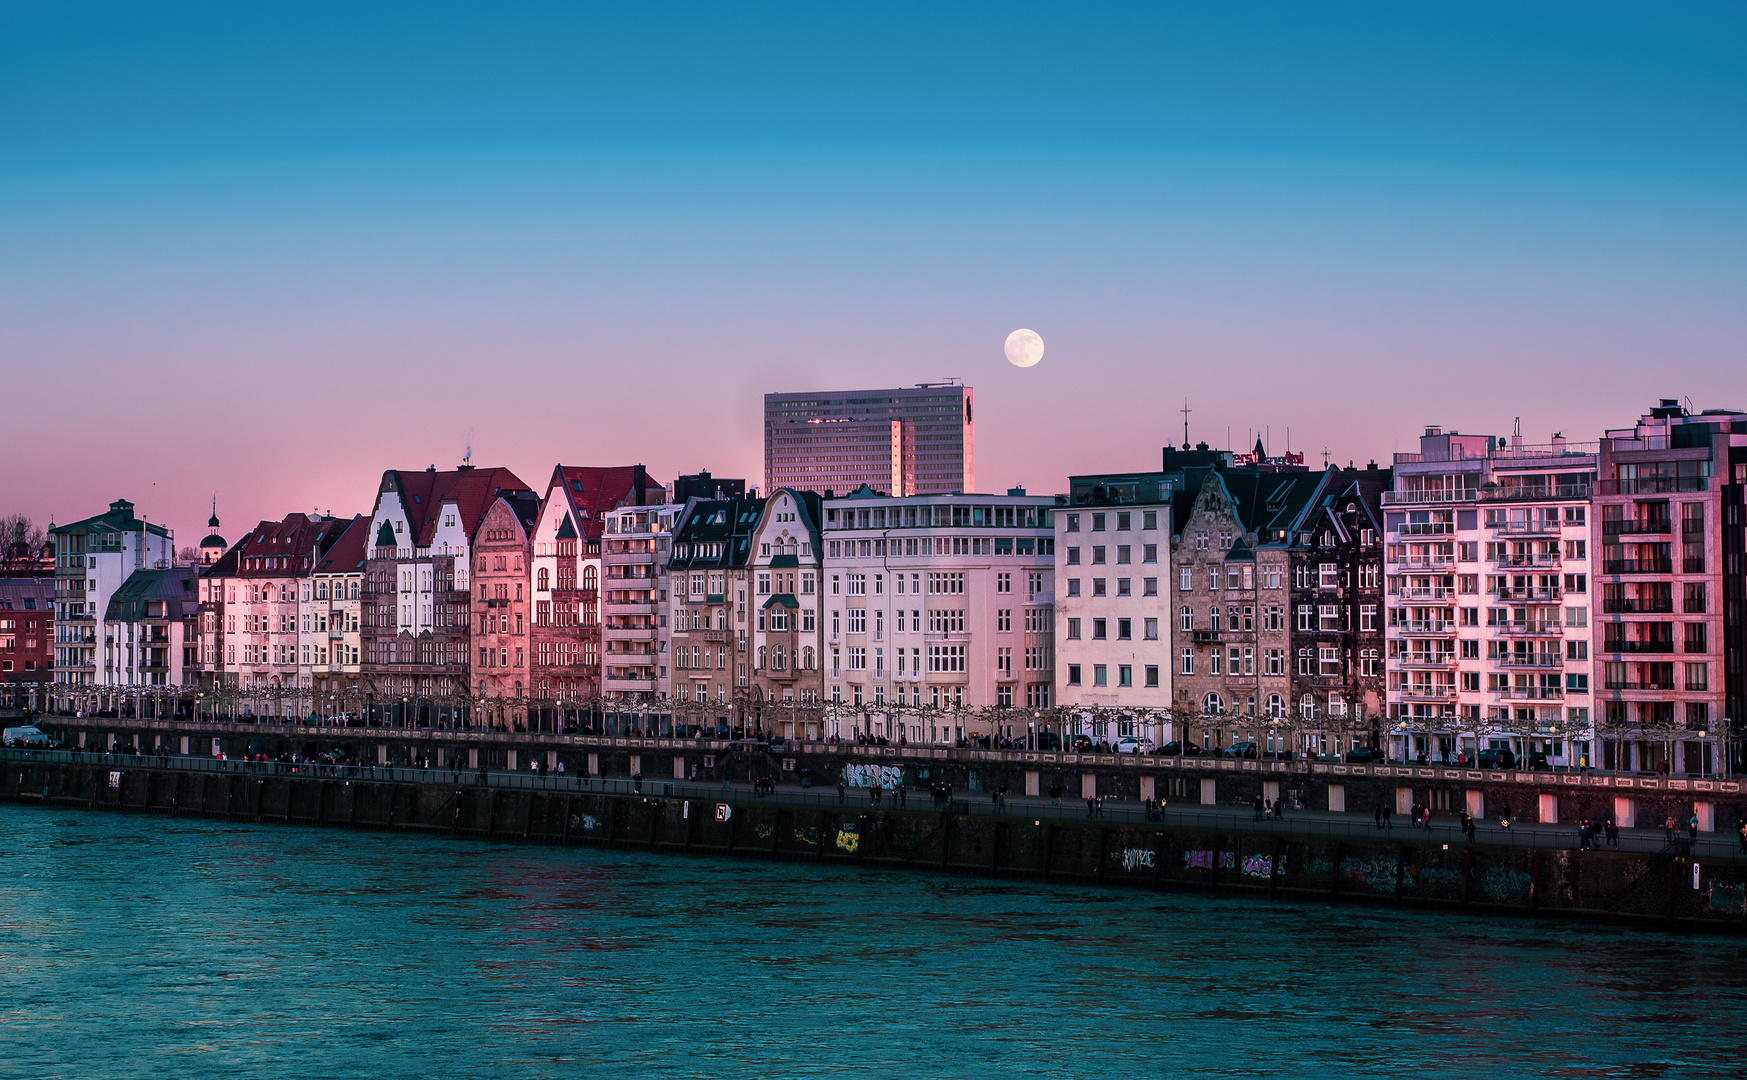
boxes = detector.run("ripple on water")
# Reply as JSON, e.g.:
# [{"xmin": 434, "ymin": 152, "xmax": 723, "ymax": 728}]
[{"xmin": 1, "ymin": 804, "xmax": 1743, "ymax": 1079}]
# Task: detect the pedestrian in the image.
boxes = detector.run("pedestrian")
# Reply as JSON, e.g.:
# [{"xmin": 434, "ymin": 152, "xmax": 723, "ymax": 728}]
[
  {"xmin": 1688, "ymin": 813, "xmax": 1699, "ymax": 842},
  {"xmin": 1273, "ymin": 797, "xmax": 1284, "ymax": 820},
  {"xmin": 1375, "ymin": 805, "xmax": 1384, "ymax": 829},
  {"xmin": 898, "ymin": 784, "xmax": 907, "ymax": 808},
  {"xmin": 837, "ymin": 780, "xmax": 846, "ymax": 804},
  {"xmin": 1253, "ymin": 795, "xmax": 1265, "ymax": 821},
  {"xmin": 1383, "ymin": 806, "xmax": 1393, "ymax": 830},
  {"xmin": 1578, "ymin": 819, "xmax": 1590, "ymax": 850},
  {"xmin": 1605, "ymin": 817, "xmax": 1619, "ymax": 848},
  {"xmin": 1664, "ymin": 815, "xmax": 1676, "ymax": 843},
  {"xmin": 1095, "ymin": 794, "xmax": 1104, "ymax": 818},
  {"xmin": 1737, "ymin": 819, "xmax": 1747, "ymax": 854}
]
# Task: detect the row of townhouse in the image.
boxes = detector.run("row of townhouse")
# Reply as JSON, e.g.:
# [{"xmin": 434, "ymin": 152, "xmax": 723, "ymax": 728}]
[{"xmin": 32, "ymin": 398, "xmax": 1746, "ymax": 771}]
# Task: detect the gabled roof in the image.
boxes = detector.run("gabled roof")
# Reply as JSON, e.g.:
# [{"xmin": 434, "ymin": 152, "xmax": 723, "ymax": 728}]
[
  {"xmin": 378, "ymin": 466, "xmax": 534, "ymax": 549},
  {"xmin": 543, "ymin": 465, "xmax": 664, "ymax": 542},
  {"xmin": 670, "ymin": 495, "xmax": 768, "ymax": 569},
  {"xmin": 314, "ymin": 516, "xmax": 371, "ymax": 575},
  {"xmin": 227, "ymin": 513, "xmax": 350, "ymax": 577}
]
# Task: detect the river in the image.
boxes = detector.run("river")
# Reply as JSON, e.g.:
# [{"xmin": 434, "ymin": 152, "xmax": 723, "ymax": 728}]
[{"xmin": 2, "ymin": 804, "xmax": 1742, "ymax": 1078}]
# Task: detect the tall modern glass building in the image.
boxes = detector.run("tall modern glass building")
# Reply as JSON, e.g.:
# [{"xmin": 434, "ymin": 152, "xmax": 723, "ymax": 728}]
[{"xmin": 764, "ymin": 383, "xmax": 974, "ymax": 497}]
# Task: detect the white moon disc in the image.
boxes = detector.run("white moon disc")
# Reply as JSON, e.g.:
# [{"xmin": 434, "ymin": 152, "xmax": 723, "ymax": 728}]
[{"xmin": 1004, "ymin": 328, "xmax": 1044, "ymax": 368}]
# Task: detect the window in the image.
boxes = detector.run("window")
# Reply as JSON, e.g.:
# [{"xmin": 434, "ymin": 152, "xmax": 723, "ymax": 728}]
[
  {"xmin": 997, "ymin": 609, "xmax": 1012, "ymax": 632},
  {"xmin": 1210, "ymin": 649, "xmax": 1223, "ymax": 675},
  {"xmin": 847, "ymin": 609, "xmax": 865, "ymax": 634},
  {"xmin": 1118, "ymin": 665, "xmax": 1132, "ymax": 687},
  {"xmin": 1143, "ymin": 617, "xmax": 1158, "ymax": 640},
  {"xmin": 1116, "ymin": 545, "xmax": 1131, "ymax": 564},
  {"xmin": 1066, "ymin": 618, "xmax": 1081, "ymax": 640},
  {"xmin": 1180, "ymin": 606, "xmax": 1193, "ymax": 632},
  {"xmin": 1203, "ymin": 692, "xmax": 1223, "ymax": 715},
  {"xmin": 1685, "ymin": 662, "xmax": 1709, "ymax": 692},
  {"xmin": 997, "ymin": 572, "xmax": 1011, "ymax": 593},
  {"xmin": 1319, "ymin": 563, "xmax": 1339, "ymax": 589},
  {"xmin": 1319, "ymin": 646, "xmax": 1339, "ymax": 676},
  {"xmin": 1117, "ymin": 618, "xmax": 1132, "ymax": 640},
  {"xmin": 1093, "ymin": 664, "xmax": 1108, "ymax": 686},
  {"xmin": 1180, "ymin": 649, "xmax": 1194, "ymax": 675},
  {"xmin": 1092, "ymin": 579, "xmax": 1106, "ymax": 597},
  {"xmin": 1297, "ymin": 649, "xmax": 1313, "ymax": 676},
  {"xmin": 1067, "ymin": 664, "xmax": 1081, "ymax": 685},
  {"xmin": 1319, "ymin": 605, "xmax": 1341, "ymax": 631},
  {"xmin": 927, "ymin": 610, "xmax": 965, "ymax": 633},
  {"xmin": 1066, "ymin": 514, "xmax": 1080, "ymax": 532},
  {"xmin": 849, "ymin": 646, "xmax": 866, "ymax": 670},
  {"xmin": 1028, "ymin": 571, "xmax": 1045, "ymax": 597},
  {"xmin": 1684, "ymin": 583, "xmax": 1707, "ymax": 613},
  {"xmin": 1180, "ymin": 568, "xmax": 1193, "ymax": 591},
  {"xmin": 1297, "ymin": 605, "xmax": 1313, "ymax": 631},
  {"xmin": 1117, "ymin": 578, "xmax": 1131, "ymax": 597},
  {"xmin": 1067, "ymin": 547, "xmax": 1081, "ymax": 565},
  {"xmin": 1264, "ymin": 648, "xmax": 1283, "ymax": 675},
  {"xmin": 1066, "ymin": 579, "xmax": 1081, "ymax": 597},
  {"xmin": 1093, "ymin": 618, "xmax": 1107, "ymax": 640},
  {"xmin": 1359, "ymin": 604, "xmax": 1377, "ymax": 631},
  {"xmin": 928, "ymin": 572, "xmax": 965, "ymax": 594},
  {"xmin": 1092, "ymin": 546, "xmax": 1106, "ymax": 565},
  {"xmin": 1142, "ymin": 577, "xmax": 1158, "ymax": 597},
  {"xmin": 1685, "ymin": 623, "xmax": 1707, "ymax": 652}
]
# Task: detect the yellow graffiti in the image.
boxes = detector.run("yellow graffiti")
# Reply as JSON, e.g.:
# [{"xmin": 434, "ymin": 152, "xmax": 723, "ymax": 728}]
[
  {"xmin": 753, "ymin": 824, "xmax": 773, "ymax": 840},
  {"xmin": 793, "ymin": 827, "xmax": 818, "ymax": 846},
  {"xmin": 835, "ymin": 827, "xmax": 860, "ymax": 854}
]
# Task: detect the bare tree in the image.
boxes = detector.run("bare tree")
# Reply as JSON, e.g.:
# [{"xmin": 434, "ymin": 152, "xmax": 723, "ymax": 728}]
[{"xmin": 0, "ymin": 513, "xmax": 45, "ymax": 552}]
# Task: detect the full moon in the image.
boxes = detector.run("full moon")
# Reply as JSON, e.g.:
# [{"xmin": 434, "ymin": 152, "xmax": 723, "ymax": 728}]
[{"xmin": 1004, "ymin": 328, "xmax": 1044, "ymax": 368}]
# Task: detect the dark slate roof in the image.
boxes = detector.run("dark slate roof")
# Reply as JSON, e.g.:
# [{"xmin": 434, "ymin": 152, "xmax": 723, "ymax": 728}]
[
  {"xmin": 768, "ymin": 554, "xmax": 800, "ymax": 568},
  {"xmin": 51, "ymin": 499, "xmax": 170, "ymax": 538},
  {"xmin": 762, "ymin": 593, "xmax": 800, "ymax": 609},
  {"xmin": 314, "ymin": 516, "xmax": 371, "ymax": 574},
  {"xmin": 104, "ymin": 567, "xmax": 199, "ymax": 621},
  {"xmin": 379, "ymin": 466, "xmax": 534, "ymax": 549},
  {"xmin": 669, "ymin": 496, "xmax": 768, "ymax": 569}
]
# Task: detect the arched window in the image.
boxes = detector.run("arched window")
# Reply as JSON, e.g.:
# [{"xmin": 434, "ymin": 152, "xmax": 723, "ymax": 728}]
[
  {"xmin": 758, "ymin": 645, "xmax": 768, "ymax": 670},
  {"xmin": 317, "ymin": 582, "xmax": 328, "ymax": 600},
  {"xmin": 1265, "ymin": 694, "xmax": 1285, "ymax": 719},
  {"xmin": 537, "ymin": 568, "xmax": 549, "ymax": 591},
  {"xmin": 349, "ymin": 581, "xmax": 359, "ymax": 600},
  {"xmin": 1203, "ymin": 692, "xmax": 1224, "ymax": 715},
  {"xmin": 803, "ymin": 646, "xmax": 814, "ymax": 670},
  {"xmin": 582, "ymin": 565, "xmax": 598, "ymax": 590}
]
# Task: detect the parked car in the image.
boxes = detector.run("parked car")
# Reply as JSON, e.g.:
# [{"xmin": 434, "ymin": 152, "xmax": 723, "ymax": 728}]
[
  {"xmin": 1344, "ymin": 746, "xmax": 1382, "ymax": 764},
  {"xmin": 1222, "ymin": 742, "xmax": 1260, "ymax": 759},
  {"xmin": 1477, "ymin": 748, "xmax": 1516, "ymax": 769},
  {"xmin": 1158, "ymin": 741, "xmax": 1202, "ymax": 756},
  {"xmin": 1525, "ymin": 751, "xmax": 1550, "ymax": 771},
  {"xmin": 1070, "ymin": 734, "xmax": 1095, "ymax": 752},
  {"xmin": 1114, "ymin": 737, "xmax": 1152, "ymax": 755},
  {"xmin": 1034, "ymin": 733, "xmax": 1062, "ymax": 751}
]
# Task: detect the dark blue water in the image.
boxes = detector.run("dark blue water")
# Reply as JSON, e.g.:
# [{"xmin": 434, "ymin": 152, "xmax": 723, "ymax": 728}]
[{"xmin": 3, "ymin": 805, "xmax": 1742, "ymax": 1079}]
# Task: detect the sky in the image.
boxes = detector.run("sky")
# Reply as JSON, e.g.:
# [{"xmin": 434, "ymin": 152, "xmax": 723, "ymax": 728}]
[{"xmin": 2, "ymin": 2, "xmax": 1743, "ymax": 544}]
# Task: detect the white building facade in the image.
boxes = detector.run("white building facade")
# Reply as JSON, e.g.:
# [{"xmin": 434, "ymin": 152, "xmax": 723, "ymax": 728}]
[
  {"xmin": 51, "ymin": 499, "xmax": 176, "ymax": 711},
  {"xmin": 821, "ymin": 487, "xmax": 1055, "ymax": 744}
]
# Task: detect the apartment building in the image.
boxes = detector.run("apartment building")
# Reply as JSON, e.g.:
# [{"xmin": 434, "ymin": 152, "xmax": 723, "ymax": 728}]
[
  {"xmin": 601, "ymin": 500, "xmax": 685, "ymax": 723},
  {"xmin": 1384, "ymin": 426, "xmax": 1597, "ymax": 765},
  {"xmin": 825, "ymin": 486, "xmax": 1055, "ymax": 744},
  {"xmin": 1056, "ymin": 473, "xmax": 1173, "ymax": 746},
  {"xmin": 765, "ymin": 384, "xmax": 973, "ymax": 496},
  {"xmin": 472, "ymin": 491, "xmax": 541, "ymax": 726},
  {"xmin": 51, "ymin": 499, "xmax": 175, "ymax": 711},
  {"xmin": 530, "ymin": 465, "xmax": 662, "ymax": 729},
  {"xmin": 308, "ymin": 516, "xmax": 368, "ymax": 708},
  {"xmin": 103, "ymin": 566, "xmax": 200, "ymax": 708},
  {"xmin": 361, "ymin": 465, "xmax": 533, "ymax": 727},
  {"xmin": 1, "ymin": 526, "xmax": 54, "ymax": 710},
  {"xmin": 1595, "ymin": 401, "xmax": 1747, "ymax": 774},
  {"xmin": 1282, "ymin": 467, "xmax": 1391, "ymax": 757},
  {"xmin": 195, "ymin": 512, "xmax": 348, "ymax": 718}
]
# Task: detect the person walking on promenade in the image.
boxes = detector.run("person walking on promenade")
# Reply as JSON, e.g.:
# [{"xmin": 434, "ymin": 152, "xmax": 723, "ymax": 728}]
[
  {"xmin": 1460, "ymin": 810, "xmax": 1475, "ymax": 843},
  {"xmin": 1603, "ymin": 816, "xmax": 1618, "ymax": 847},
  {"xmin": 1664, "ymin": 815, "xmax": 1677, "ymax": 843},
  {"xmin": 1086, "ymin": 797, "xmax": 1097, "ymax": 818},
  {"xmin": 1383, "ymin": 806, "xmax": 1393, "ymax": 830},
  {"xmin": 1689, "ymin": 813, "xmax": 1700, "ymax": 842},
  {"xmin": 1578, "ymin": 819, "xmax": 1590, "ymax": 850},
  {"xmin": 837, "ymin": 780, "xmax": 846, "ymax": 804},
  {"xmin": 1254, "ymin": 795, "xmax": 1265, "ymax": 821},
  {"xmin": 1273, "ymin": 797, "xmax": 1284, "ymax": 820},
  {"xmin": 1049, "ymin": 782, "xmax": 1062, "ymax": 807},
  {"xmin": 1738, "ymin": 818, "xmax": 1747, "ymax": 854},
  {"xmin": 1095, "ymin": 794, "xmax": 1104, "ymax": 817},
  {"xmin": 898, "ymin": 784, "xmax": 907, "ymax": 808},
  {"xmin": 1375, "ymin": 805, "xmax": 1384, "ymax": 829}
]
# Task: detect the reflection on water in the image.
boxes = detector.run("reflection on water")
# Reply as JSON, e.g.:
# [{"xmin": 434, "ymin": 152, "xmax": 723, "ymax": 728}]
[{"xmin": 2, "ymin": 805, "xmax": 1742, "ymax": 1078}]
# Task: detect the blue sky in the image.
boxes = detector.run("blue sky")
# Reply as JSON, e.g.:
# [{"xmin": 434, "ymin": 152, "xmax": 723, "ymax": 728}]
[{"xmin": 2, "ymin": 2, "xmax": 1742, "ymax": 536}]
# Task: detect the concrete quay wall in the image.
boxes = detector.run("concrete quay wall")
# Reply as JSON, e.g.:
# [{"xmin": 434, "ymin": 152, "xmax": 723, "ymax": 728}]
[
  {"xmin": 7, "ymin": 752, "xmax": 1747, "ymax": 935},
  {"xmin": 42, "ymin": 716, "xmax": 1747, "ymax": 839}
]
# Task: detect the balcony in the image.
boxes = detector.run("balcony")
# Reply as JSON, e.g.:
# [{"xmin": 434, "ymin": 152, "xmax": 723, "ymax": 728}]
[
  {"xmin": 1497, "ymin": 621, "xmax": 1562, "ymax": 636},
  {"xmin": 1601, "ymin": 640, "xmax": 1673, "ymax": 654},
  {"xmin": 1602, "ymin": 519, "xmax": 1670, "ymax": 536},
  {"xmin": 1396, "ymin": 622, "xmax": 1454, "ymax": 635},
  {"xmin": 1493, "ymin": 656, "xmax": 1561, "ymax": 668},
  {"xmin": 1494, "ymin": 687, "xmax": 1563, "ymax": 700},
  {"xmin": 1481, "ymin": 484, "xmax": 1592, "ymax": 503},
  {"xmin": 1190, "ymin": 629, "xmax": 1223, "ymax": 644},
  {"xmin": 1601, "ymin": 560, "xmax": 1673, "ymax": 575},
  {"xmin": 1395, "ymin": 556, "xmax": 1456, "ymax": 570},
  {"xmin": 1393, "ymin": 522, "xmax": 1454, "ymax": 536},
  {"xmin": 1602, "ymin": 599, "xmax": 1673, "ymax": 614},
  {"xmin": 1682, "ymin": 558, "xmax": 1706, "ymax": 574},
  {"xmin": 1596, "ymin": 477, "xmax": 1711, "ymax": 496},
  {"xmin": 1397, "ymin": 655, "xmax": 1456, "ymax": 668},
  {"xmin": 1604, "ymin": 680, "xmax": 1676, "ymax": 692},
  {"xmin": 1496, "ymin": 587, "xmax": 1561, "ymax": 602},
  {"xmin": 1493, "ymin": 555, "xmax": 1560, "ymax": 569},
  {"xmin": 1398, "ymin": 586, "xmax": 1453, "ymax": 601},
  {"xmin": 1489, "ymin": 520, "xmax": 1560, "ymax": 536},
  {"xmin": 1397, "ymin": 685, "xmax": 1457, "ymax": 701},
  {"xmin": 1382, "ymin": 490, "xmax": 1478, "ymax": 506}
]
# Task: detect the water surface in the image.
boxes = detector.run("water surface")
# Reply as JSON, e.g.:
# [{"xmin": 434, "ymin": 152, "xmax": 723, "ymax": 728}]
[{"xmin": 2, "ymin": 805, "xmax": 1740, "ymax": 1078}]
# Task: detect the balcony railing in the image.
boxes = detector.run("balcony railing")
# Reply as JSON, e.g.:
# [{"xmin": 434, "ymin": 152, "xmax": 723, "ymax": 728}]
[
  {"xmin": 1496, "ymin": 587, "xmax": 1561, "ymax": 602},
  {"xmin": 1601, "ymin": 560, "xmax": 1673, "ymax": 575},
  {"xmin": 1601, "ymin": 640, "xmax": 1674, "ymax": 654},
  {"xmin": 1493, "ymin": 656, "xmax": 1562, "ymax": 668},
  {"xmin": 1397, "ymin": 654, "xmax": 1456, "ymax": 667},
  {"xmin": 1602, "ymin": 599, "xmax": 1674, "ymax": 614},
  {"xmin": 1497, "ymin": 621, "xmax": 1562, "ymax": 636},
  {"xmin": 1492, "ymin": 555, "xmax": 1560, "ymax": 569},
  {"xmin": 1481, "ymin": 485, "xmax": 1592, "ymax": 503},
  {"xmin": 1396, "ymin": 622, "xmax": 1454, "ymax": 635},
  {"xmin": 1682, "ymin": 558, "xmax": 1706, "ymax": 574},
  {"xmin": 1393, "ymin": 523, "xmax": 1454, "ymax": 536},
  {"xmin": 1382, "ymin": 490, "xmax": 1478, "ymax": 506},
  {"xmin": 1602, "ymin": 519, "xmax": 1670, "ymax": 536},
  {"xmin": 1494, "ymin": 687, "xmax": 1563, "ymax": 700},
  {"xmin": 1596, "ymin": 477, "xmax": 1712, "ymax": 496},
  {"xmin": 1489, "ymin": 520, "xmax": 1561, "ymax": 535},
  {"xmin": 1398, "ymin": 686, "xmax": 1457, "ymax": 700},
  {"xmin": 1398, "ymin": 586, "xmax": 1452, "ymax": 601},
  {"xmin": 1604, "ymin": 680, "xmax": 1677, "ymax": 692},
  {"xmin": 1394, "ymin": 556, "xmax": 1456, "ymax": 569}
]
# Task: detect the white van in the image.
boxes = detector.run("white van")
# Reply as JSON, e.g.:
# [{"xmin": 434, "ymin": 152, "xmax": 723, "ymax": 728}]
[{"xmin": 3, "ymin": 726, "xmax": 57, "ymax": 748}]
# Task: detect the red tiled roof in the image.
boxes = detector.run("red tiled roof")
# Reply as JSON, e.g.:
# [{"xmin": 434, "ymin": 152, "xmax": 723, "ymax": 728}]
[
  {"xmin": 546, "ymin": 465, "xmax": 664, "ymax": 540},
  {"xmin": 380, "ymin": 466, "xmax": 534, "ymax": 548},
  {"xmin": 227, "ymin": 513, "xmax": 348, "ymax": 577},
  {"xmin": 314, "ymin": 515, "xmax": 371, "ymax": 573}
]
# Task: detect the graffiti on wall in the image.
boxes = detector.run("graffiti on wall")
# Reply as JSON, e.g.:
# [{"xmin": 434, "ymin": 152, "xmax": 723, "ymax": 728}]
[
  {"xmin": 836, "ymin": 824, "xmax": 860, "ymax": 854},
  {"xmin": 842, "ymin": 764, "xmax": 905, "ymax": 789},
  {"xmin": 1111, "ymin": 847, "xmax": 1155, "ymax": 871},
  {"xmin": 1481, "ymin": 867, "xmax": 1531, "ymax": 902},
  {"xmin": 1242, "ymin": 853, "xmax": 1284, "ymax": 879},
  {"xmin": 1184, "ymin": 850, "xmax": 1236, "ymax": 870},
  {"xmin": 1340, "ymin": 856, "xmax": 1398, "ymax": 893}
]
